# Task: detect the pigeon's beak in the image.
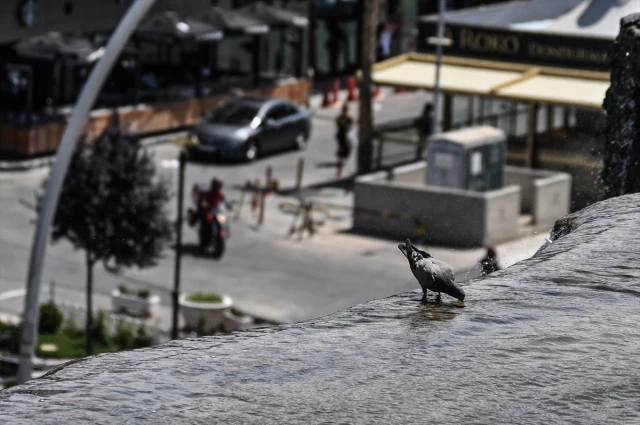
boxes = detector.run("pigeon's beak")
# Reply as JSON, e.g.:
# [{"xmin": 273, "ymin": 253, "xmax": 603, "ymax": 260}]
[{"xmin": 398, "ymin": 243, "xmax": 408, "ymax": 258}]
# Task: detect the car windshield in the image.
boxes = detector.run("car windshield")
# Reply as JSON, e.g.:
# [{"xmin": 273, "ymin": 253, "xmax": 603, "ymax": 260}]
[{"xmin": 207, "ymin": 103, "xmax": 259, "ymax": 126}]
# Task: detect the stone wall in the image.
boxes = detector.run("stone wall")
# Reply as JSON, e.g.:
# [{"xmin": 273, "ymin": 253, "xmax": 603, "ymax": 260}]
[
  {"xmin": 602, "ymin": 13, "xmax": 640, "ymax": 198},
  {"xmin": 3, "ymin": 194, "xmax": 640, "ymax": 424}
]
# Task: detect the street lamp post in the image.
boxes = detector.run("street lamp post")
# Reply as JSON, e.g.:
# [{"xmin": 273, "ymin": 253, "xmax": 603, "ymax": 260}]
[
  {"xmin": 423, "ymin": 0, "xmax": 451, "ymax": 185},
  {"xmin": 172, "ymin": 150, "xmax": 186, "ymax": 340},
  {"xmin": 16, "ymin": 0, "xmax": 158, "ymax": 384},
  {"xmin": 431, "ymin": 0, "xmax": 446, "ymax": 136}
]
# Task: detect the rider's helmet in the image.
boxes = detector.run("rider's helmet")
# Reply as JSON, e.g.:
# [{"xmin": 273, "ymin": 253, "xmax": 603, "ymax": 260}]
[{"xmin": 210, "ymin": 178, "xmax": 223, "ymax": 191}]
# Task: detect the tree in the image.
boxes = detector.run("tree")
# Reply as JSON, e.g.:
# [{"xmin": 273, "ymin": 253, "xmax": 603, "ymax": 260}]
[{"xmin": 44, "ymin": 112, "xmax": 172, "ymax": 355}]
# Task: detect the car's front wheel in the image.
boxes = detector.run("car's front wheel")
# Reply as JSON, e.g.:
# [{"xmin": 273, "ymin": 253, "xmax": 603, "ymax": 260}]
[
  {"xmin": 244, "ymin": 140, "xmax": 259, "ymax": 162},
  {"xmin": 294, "ymin": 132, "xmax": 308, "ymax": 151}
]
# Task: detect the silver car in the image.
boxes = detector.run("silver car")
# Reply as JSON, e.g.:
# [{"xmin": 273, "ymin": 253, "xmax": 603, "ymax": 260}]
[{"xmin": 188, "ymin": 96, "xmax": 312, "ymax": 162}]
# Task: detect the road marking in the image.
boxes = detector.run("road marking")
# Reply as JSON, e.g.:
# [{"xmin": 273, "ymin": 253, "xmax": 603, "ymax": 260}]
[{"xmin": 0, "ymin": 289, "xmax": 26, "ymax": 302}]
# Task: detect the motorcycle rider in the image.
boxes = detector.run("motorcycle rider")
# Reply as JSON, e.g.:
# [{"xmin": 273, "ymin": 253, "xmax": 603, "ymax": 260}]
[{"xmin": 204, "ymin": 178, "xmax": 226, "ymax": 238}]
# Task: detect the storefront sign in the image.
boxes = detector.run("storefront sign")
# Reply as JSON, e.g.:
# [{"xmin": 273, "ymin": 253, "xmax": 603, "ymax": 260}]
[{"xmin": 418, "ymin": 22, "xmax": 611, "ymax": 71}]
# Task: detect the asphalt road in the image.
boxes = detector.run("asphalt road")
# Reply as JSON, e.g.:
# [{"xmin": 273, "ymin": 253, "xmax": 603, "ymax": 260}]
[{"xmin": 0, "ymin": 91, "xmax": 543, "ymax": 328}]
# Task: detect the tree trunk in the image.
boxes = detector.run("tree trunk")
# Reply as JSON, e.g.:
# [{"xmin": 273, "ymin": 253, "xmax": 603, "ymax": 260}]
[
  {"xmin": 357, "ymin": 0, "xmax": 378, "ymax": 175},
  {"xmin": 85, "ymin": 252, "xmax": 94, "ymax": 356}
]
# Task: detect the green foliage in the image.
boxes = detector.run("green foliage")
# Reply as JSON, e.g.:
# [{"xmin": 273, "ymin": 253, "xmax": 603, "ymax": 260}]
[
  {"xmin": 37, "ymin": 331, "xmax": 113, "ymax": 359},
  {"xmin": 38, "ymin": 302, "xmax": 63, "ymax": 335},
  {"xmin": 0, "ymin": 322, "xmax": 21, "ymax": 354},
  {"xmin": 118, "ymin": 285, "xmax": 149, "ymax": 299},
  {"xmin": 91, "ymin": 310, "xmax": 110, "ymax": 346},
  {"xmin": 231, "ymin": 307, "xmax": 246, "ymax": 318},
  {"xmin": 133, "ymin": 325, "xmax": 153, "ymax": 349},
  {"xmin": 185, "ymin": 292, "xmax": 222, "ymax": 303},
  {"xmin": 47, "ymin": 112, "xmax": 173, "ymax": 274},
  {"xmin": 118, "ymin": 285, "xmax": 132, "ymax": 295},
  {"xmin": 62, "ymin": 325, "xmax": 84, "ymax": 340},
  {"xmin": 113, "ymin": 321, "xmax": 135, "ymax": 351}
]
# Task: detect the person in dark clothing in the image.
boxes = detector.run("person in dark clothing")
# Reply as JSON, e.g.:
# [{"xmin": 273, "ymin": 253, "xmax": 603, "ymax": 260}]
[
  {"xmin": 479, "ymin": 247, "xmax": 501, "ymax": 276},
  {"xmin": 335, "ymin": 103, "xmax": 354, "ymax": 161},
  {"xmin": 325, "ymin": 21, "xmax": 346, "ymax": 76},
  {"xmin": 416, "ymin": 102, "xmax": 434, "ymax": 157},
  {"xmin": 376, "ymin": 22, "xmax": 394, "ymax": 62},
  {"xmin": 204, "ymin": 178, "xmax": 226, "ymax": 238}
]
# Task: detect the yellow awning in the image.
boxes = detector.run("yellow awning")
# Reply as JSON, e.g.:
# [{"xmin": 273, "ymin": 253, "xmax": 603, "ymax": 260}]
[
  {"xmin": 497, "ymin": 74, "xmax": 610, "ymax": 110},
  {"xmin": 369, "ymin": 53, "xmax": 610, "ymax": 110}
]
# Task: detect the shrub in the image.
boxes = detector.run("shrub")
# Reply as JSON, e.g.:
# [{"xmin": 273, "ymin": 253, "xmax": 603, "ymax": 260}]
[
  {"xmin": 133, "ymin": 325, "xmax": 153, "ymax": 349},
  {"xmin": 231, "ymin": 307, "xmax": 246, "ymax": 318},
  {"xmin": 39, "ymin": 302, "xmax": 63, "ymax": 335},
  {"xmin": 137, "ymin": 289, "xmax": 150, "ymax": 299},
  {"xmin": 113, "ymin": 321, "xmax": 134, "ymax": 350},
  {"xmin": 118, "ymin": 285, "xmax": 132, "ymax": 295},
  {"xmin": 91, "ymin": 310, "xmax": 110, "ymax": 346},
  {"xmin": 185, "ymin": 292, "xmax": 222, "ymax": 303},
  {"xmin": 0, "ymin": 322, "xmax": 21, "ymax": 354}
]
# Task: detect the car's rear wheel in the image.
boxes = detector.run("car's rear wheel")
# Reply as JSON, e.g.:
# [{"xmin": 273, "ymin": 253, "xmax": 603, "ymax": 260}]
[
  {"xmin": 294, "ymin": 132, "xmax": 308, "ymax": 151},
  {"xmin": 244, "ymin": 140, "xmax": 259, "ymax": 162}
]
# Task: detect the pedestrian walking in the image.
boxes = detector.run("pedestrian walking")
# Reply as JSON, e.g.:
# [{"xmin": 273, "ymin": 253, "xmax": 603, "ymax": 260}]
[
  {"xmin": 416, "ymin": 102, "xmax": 434, "ymax": 157},
  {"xmin": 335, "ymin": 103, "xmax": 355, "ymax": 162}
]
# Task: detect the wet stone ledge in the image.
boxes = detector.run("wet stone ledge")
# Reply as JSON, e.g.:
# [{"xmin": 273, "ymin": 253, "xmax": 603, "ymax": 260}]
[{"xmin": 3, "ymin": 194, "xmax": 640, "ymax": 424}]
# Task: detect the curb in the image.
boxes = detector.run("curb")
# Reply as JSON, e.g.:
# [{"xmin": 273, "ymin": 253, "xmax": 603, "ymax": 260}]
[{"xmin": 0, "ymin": 156, "xmax": 55, "ymax": 172}]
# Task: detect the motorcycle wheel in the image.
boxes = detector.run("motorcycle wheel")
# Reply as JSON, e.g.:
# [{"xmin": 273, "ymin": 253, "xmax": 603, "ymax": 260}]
[{"xmin": 212, "ymin": 237, "xmax": 225, "ymax": 259}]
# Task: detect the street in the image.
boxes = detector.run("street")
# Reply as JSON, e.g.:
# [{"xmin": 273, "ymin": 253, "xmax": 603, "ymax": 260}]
[{"xmin": 0, "ymin": 91, "xmax": 546, "ymax": 329}]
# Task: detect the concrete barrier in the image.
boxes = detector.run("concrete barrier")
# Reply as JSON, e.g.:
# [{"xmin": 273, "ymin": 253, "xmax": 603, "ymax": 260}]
[
  {"xmin": 353, "ymin": 161, "xmax": 570, "ymax": 246},
  {"xmin": 354, "ymin": 165, "xmax": 521, "ymax": 247},
  {"xmin": 505, "ymin": 166, "xmax": 572, "ymax": 231}
]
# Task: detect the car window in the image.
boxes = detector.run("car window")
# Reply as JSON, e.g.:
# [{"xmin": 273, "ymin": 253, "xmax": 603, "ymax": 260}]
[
  {"xmin": 284, "ymin": 104, "xmax": 298, "ymax": 117},
  {"xmin": 265, "ymin": 104, "xmax": 290, "ymax": 121},
  {"xmin": 208, "ymin": 103, "xmax": 259, "ymax": 126}
]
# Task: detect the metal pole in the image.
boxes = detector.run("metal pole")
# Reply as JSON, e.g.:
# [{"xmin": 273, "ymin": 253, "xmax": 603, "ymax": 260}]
[
  {"xmin": 296, "ymin": 157, "xmax": 305, "ymax": 191},
  {"xmin": 432, "ymin": 0, "xmax": 445, "ymax": 135},
  {"xmin": 172, "ymin": 151, "xmax": 186, "ymax": 340},
  {"xmin": 16, "ymin": 0, "xmax": 157, "ymax": 385},
  {"xmin": 356, "ymin": 0, "xmax": 378, "ymax": 175}
]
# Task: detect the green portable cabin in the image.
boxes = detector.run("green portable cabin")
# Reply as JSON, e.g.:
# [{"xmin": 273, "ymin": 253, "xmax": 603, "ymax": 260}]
[{"xmin": 425, "ymin": 126, "xmax": 506, "ymax": 192}]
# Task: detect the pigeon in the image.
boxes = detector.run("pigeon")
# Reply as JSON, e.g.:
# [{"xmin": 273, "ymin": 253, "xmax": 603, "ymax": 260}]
[{"xmin": 398, "ymin": 239, "xmax": 465, "ymax": 303}]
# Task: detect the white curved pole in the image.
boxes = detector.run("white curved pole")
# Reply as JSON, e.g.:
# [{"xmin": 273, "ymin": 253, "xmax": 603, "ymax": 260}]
[{"xmin": 17, "ymin": 0, "xmax": 157, "ymax": 384}]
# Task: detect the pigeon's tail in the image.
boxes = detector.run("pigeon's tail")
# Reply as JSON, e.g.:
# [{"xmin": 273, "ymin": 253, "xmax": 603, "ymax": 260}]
[{"xmin": 443, "ymin": 283, "xmax": 465, "ymax": 302}]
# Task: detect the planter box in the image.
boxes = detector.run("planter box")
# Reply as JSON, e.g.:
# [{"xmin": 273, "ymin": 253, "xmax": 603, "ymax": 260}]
[
  {"xmin": 223, "ymin": 311, "xmax": 254, "ymax": 333},
  {"xmin": 179, "ymin": 294, "xmax": 232, "ymax": 332},
  {"xmin": 111, "ymin": 290, "xmax": 160, "ymax": 317}
]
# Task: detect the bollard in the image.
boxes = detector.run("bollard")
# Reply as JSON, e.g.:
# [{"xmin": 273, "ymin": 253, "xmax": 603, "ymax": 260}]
[
  {"xmin": 347, "ymin": 77, "xmax": 358, "ymax": 102},
  {"xmin": 321, "ymin": 82, "xmax": 333, "ymax": 108},
  {"xmin": 265, "ymin": 165, "xmax": 273, "ymax": 196},
  {"xmin": 258, "ymin": 189, "xmax": 266, "ymax": 225},
  {"xmin": 251, "ymin": 178, "xmax": 260, "ymax": 213},
  {"xmin": 373, "ymin": 85, "xmax": 384, "ymax": 100},
  {"xmin": 296, "ymin": 157, "xmax": 305, "ymax": 191},
  {"xmin": 332, "ymin": 78, "xmax": 340, "ymax": 105},
  {"xmin": 337, "ymin": 159, "xmax": 343, "ymax": 179}
]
